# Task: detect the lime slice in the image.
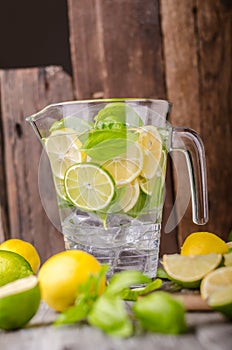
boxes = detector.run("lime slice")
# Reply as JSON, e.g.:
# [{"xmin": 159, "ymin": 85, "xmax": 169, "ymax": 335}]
[
  {"xmin": 207, "ymin": 285, "xmax": 232, "ymax": 320},
  {"xmin": 53, "ymin": 176, "xmax": 68, "ymax": 201},
  {"xmin": 0, "ymin": 250, "xmax": 33, "ymax": 287},
  {"xmin": 162, "ymin": 253, "xmax": 222, "ymax": 288},
  {"xmin": 45, "ymin": 128, "xmax": 85, "ymax": 179},
  {"xmin": 138, "ymin": 125, "xmax": 163, "ymax": 179},
  {"xmin": 102, "ymin": 141, "xmax": 143, "ymax": 185},
  {"xmin": 118, "ymin": 179, "xmax": 140, "ymax": 212},
  {"xmin": 0, "ymin": 275, "xmax": 41, "ymax": 330},
  {"xmin": 64, "ymin": 163, "xmax": 115, "ymax": 211},
  {"xmin": 224, "ymin": 252, "xmax": 232, "ymax": 266},
  {"xmin": 200, "ymin": 266, "xmax": 232, "ymax": 300}
]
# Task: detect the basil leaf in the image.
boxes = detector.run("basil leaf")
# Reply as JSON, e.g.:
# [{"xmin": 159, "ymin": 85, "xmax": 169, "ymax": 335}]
[
  {"xmin": 105, "ymin": 270, "xmax": 151, "ymax": 296},
  {"xmin": 88, "ymin": 295, "xmax": 133, "ymax": 338}
]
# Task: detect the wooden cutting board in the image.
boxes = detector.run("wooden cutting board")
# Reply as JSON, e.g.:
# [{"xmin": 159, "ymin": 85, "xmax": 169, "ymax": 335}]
[{"xmin": 173, "ymin": 293, "xmax": 211, "ymax": 311}]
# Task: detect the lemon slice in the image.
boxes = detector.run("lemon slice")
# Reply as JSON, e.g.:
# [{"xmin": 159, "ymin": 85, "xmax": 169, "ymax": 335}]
[
  {"xmin": 64, "ymin": 163, "xmax": 115, "ymax": 211},
  {"xmin": 224, "ymin": 252, "xmax": 232, "ymax": 267},
  {"xmin": 45, "ymin": 128, "xmax": 85, "ymax": 179},
  {"xmin": 200, "ymin": 266, "xmax": 232, "ymax": 300},
  {"xmin": 162, "ymin": 253, "xmax": 222, "ymax": 288},
  {"xmin": 118, "ymin": 179, "xmax": 140, "ymax": 212},
  {"xmin": 102, "ymin": 141, "xmax": 143, "ymax": 185},
  {"xmin": 138, "ymin": 125, "xmax": 162, "ymax": 179},
  {"xmin": 139, "ymin": 150, "xmax": 167, "ymax": 195}
]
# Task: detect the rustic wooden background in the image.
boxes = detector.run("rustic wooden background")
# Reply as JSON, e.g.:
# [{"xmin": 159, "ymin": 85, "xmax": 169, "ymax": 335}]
[{"xmin": 0, "ymin": 0, "xmax": 231, "ymax": 263}]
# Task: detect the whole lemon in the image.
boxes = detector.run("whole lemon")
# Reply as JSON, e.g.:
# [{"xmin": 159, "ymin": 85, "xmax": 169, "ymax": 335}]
[
  {"xmin": 181, "ymin": 232, "xmax": 228, "ymax": 256},
  {"xmin": 0, "ymin": 239, "xmax": 40, "ymax": 274},
  {"xmin": 38, "ymin": 250, "xmax": 106, "ymax": 312}
]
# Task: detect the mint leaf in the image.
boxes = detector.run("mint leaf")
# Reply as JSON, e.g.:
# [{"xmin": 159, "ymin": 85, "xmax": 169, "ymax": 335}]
[
  {"xmin": 49, "ymin": 116, "xmax": 93, "ymax": 134},
  {"xmin": 88, "ymin": 295, "xmax": 133, "ymax": 338},
  {"xmin": 84, "ymin": 138, "xmax": 129, "ymax": 161},
  {"xmin": 105, "ymin": 270, "xmax": 151, "ymax": 296},
  {"xmin": 95, "ymin": 102, "xmax": 144, "ymax": 128},
  {"xmin": 54, "ymin": 302, "xmax": 90, "ymax": 325},
  {"xmin": 82, "ymin": 129, "xmax": 138, "ymax": 161},
  {"xmin": 54, "ymin": 265, "xmax": 108, "ymax": 326},
  {"xmin": 120, "ymin": 278, "xmax": 162, "ymax": 301}
]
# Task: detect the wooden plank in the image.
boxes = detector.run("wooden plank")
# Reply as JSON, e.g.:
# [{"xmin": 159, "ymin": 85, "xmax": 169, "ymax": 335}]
[
  {"xmin": 0, "ymin": 67, "xmax": 74, "ymax": 262},
  {"xmin": 160, "ymin": 0, "xmax": 232, "ymax": 244},
  {"xmin": 1, "ymin": 302, "xmax": 231, "ymax": 350},
  {"xmin": 68, "ymin": 0, "xmax": 166, "ymax": 99},
  {"xmin": 68, "ymin": 0, "xmax": 179, "ymax": 254}
]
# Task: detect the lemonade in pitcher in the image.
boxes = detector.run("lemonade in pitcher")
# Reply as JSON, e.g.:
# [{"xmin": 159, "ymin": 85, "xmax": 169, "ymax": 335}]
[{"xmin": 27, "ymin": 99, "xmax": 208, "ymax": 278}]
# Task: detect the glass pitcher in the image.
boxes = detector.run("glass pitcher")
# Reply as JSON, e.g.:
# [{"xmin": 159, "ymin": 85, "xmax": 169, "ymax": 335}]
[{"xmin": 26, "ymin": 99, "xmax": 208, "ymax": 278}]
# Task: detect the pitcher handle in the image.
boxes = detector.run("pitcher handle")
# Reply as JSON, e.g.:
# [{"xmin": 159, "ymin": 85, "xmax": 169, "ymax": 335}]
[{"xmin": 170, "ymin": 126, "xmax": 208, "ymax": 225}]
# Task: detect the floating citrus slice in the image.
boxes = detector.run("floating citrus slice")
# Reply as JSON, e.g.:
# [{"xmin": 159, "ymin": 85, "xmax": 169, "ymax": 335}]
[
  {"xmin": 64, "ymin": 163, "xmax": 115, "ymax": 211},
  {"xmin": 118, "ymin": 179, "xmax": 140, "ymax": 213},
  {"xmin": 138, "ymin": 125, "xmax": 162, "ymax": 179},
  {"xmin": 162, "ymin": 253, "xmax": 222, "ymax": 288},
  {"xmin": 45, "ymin": 128, "xmax": 85, "ymax": 179},
  {"xmin": 139, "ymin": 150, "xmax": 167, "ymax": 195},
  {"xmin": 102, "ymin": 141, "xmax": 143, "ymax": 185}
]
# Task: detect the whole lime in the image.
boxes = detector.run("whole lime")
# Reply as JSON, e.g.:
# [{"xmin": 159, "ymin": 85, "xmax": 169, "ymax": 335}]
[
  {"xmin": 0, "ymin": 239, "xmax": 41, "ymax": 273},
  {"xmin": 0, "ymin": 250, "xmax": 33, "ymax": 287},
  {"xmin": 0, "ymin": 275, "xmax": 41, "ymax": 330},
  {"xmin": 132, "ymin": 291, "xmax": 186, "ymax": 334}
]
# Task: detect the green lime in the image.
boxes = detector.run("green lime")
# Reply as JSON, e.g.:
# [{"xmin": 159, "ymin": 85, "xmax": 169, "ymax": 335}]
[
  {"xmin": 162, "ymin": 253, "xmax": 222, "ymax": 288},
  {"xmin": 0, "ymin": 275, "xmax": 41, "ymax": 330},
  {"xmin": 0, "ymin": 250, "xmax": 33, "ymax": 287},
  {"xmin": 132, "ymin": 291, "xmax": 186, "ymax": 334},
  {"xmin": 207, "ymin": 285, "xmax": 232, "ymax": 320},
  {"xmin": 64, "ymin": 163, "xmax": 115, "ymax": 211}
]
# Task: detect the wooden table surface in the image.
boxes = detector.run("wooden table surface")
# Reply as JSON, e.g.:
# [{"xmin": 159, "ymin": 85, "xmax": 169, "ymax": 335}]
[{"xmin": 1, "ymin": 301, "xmax": 232, "ymax": 350}]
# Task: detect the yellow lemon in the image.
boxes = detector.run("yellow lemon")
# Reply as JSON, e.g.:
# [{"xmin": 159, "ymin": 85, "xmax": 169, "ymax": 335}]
[
  {"xmin": 38, "ymin": 250, "xmax": 106, "ymax": 312},
  {"xmin": 0, "ymin": 239, "xmax": 40, "ymax": 274},
  {"xmin": 181, "ymin": 232, "xmax": 229, "ymax": 256}
]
